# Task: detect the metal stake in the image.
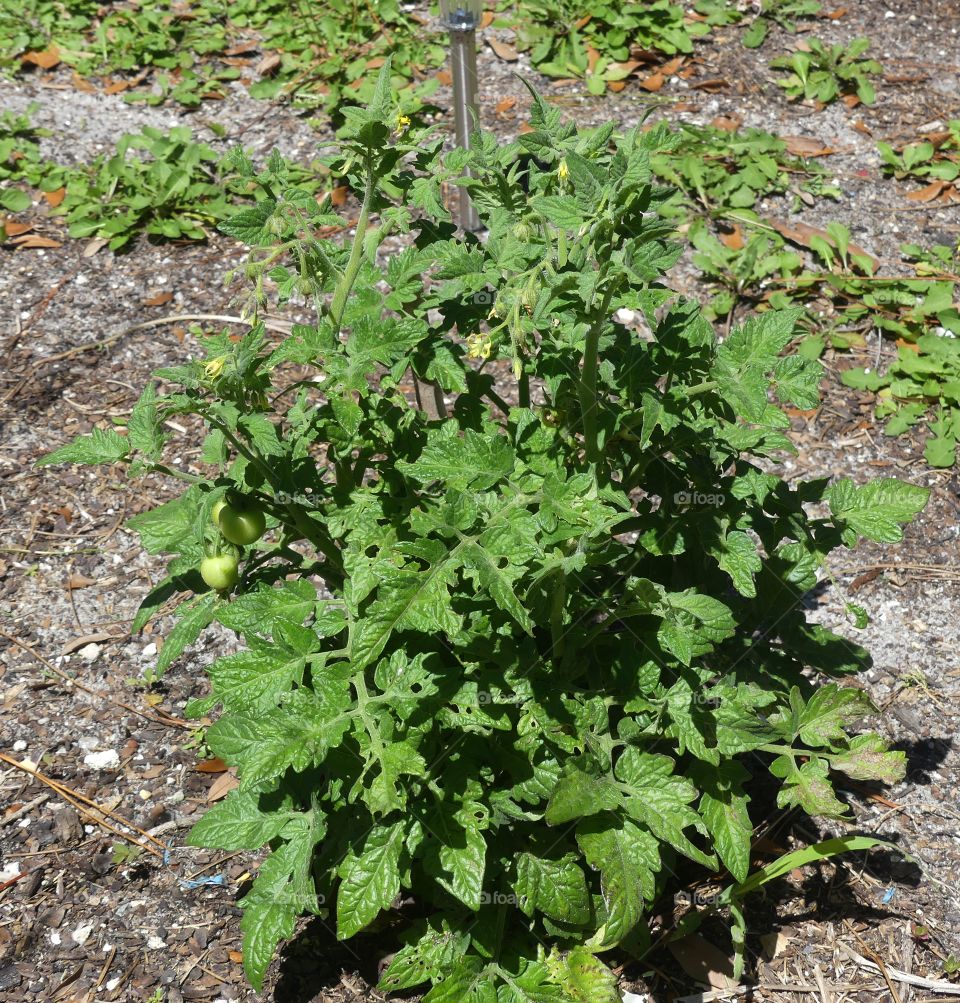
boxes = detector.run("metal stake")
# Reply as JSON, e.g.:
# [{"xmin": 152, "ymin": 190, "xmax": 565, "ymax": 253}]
[{"xmin": 445, "ymin": 14, "xmax": 480, "ymax": 231}]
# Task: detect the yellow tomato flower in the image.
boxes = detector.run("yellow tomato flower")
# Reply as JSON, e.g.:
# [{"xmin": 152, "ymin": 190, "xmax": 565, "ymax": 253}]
[
  {"xmin": 394, "ymin": 113, "xmax": 412, "ymax": 137},
  {"xmin": 203, "ymin": 355, "xmax": 228, "ymax": 380},
  {"xmin": 558, "ymin": 158, "xmax": 569, "ymax": 182},
  {"xmin": 466, "ymin": 333, "xmax": 492, "ymax": 360}
]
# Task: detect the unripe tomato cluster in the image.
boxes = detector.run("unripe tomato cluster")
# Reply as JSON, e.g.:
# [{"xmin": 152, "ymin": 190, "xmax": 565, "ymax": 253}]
[{"xmin": 200, "ymin": 494, "xmax": 266, "ymax": 591}]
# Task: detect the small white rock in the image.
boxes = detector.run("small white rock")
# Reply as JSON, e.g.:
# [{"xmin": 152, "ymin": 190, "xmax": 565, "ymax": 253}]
[
  {"xmin": 142, "ymin": 642, "xmax": 157, "ymax": 658},
  {"xmin": 49, "ymin": 931, "xmax": 61, "ymax": 946},
  {"xmin": 78, "ymin": 643, "xmax": 101, "ymax": 662},
  {"xmin": 72, "ymin": 924, "xmax": 93, "ymax": 946},
  {"xmin": 12, "ymin": 739, "xmax": 27, "ymax": 752},
  {"xmin": 0, "ymin": 863, "xmax": 20, "ymax": 882},
  {"xmin": 83, "ymin": 749, "xmax": 120, "ymax": 770},
  {"xmin": 146, "ymin": 935, "xmax": 165, "ymax": 950}
]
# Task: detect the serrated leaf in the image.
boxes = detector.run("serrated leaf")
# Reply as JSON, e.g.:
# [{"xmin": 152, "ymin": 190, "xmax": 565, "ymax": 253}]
[
  {"xmin": 699, "ymin": 788, "xmax": 752, "ymax": 883},
  {"xmin": 218, "ymin": 199, "xmax": 277, "ymax": 244},
  {"xmin": 577, "ymin": 817, "xmax": 658, "ymax": 945},
  {"xmin": 337, "ymin": 822, "xmax": 404, "ymax": 938},
  {"xmin": 714, "ymin": 530, "xmax": 762, "ymax": 598},
  {"xmin": 826, "ymin": 477, "xmax": 929, "ymax": 544},
  {"xmin": 829, "ymin": 733, "xmax": 906, "ymax": 782},
  {"xmin": 37, "ymin": 427, "xmax": 129, "ymax": 467},
  {"xmin": 545, "ymin": 769, "xmax": 621, "ymax": 825},
  {"xmin": 154, "ymin": 593, "xmax": 217, "ymax": 676},
  {"xmin": 128, "ymin": 382, "xmax": 165, "ymax": 461},
  {"xmin": 515, "ymin": 853, "xmax": 591, "ymax": 925},
  {"xmin": 548, "ymin": 947, "xmax": 620, "ymax": 1003},
  {"xmin": 127, "ymin": 489, "xmax": 201, "ymax": 554},
  {"xmin": 187, "ymin": 789, "xmax": 291, "ymax": 850},
  {"xmin": 398, "ymin": 422, "xmax": 514, "ymax": 491},
  {"xmin": 795, "ymin": 684, "xmax": 875, "ymax": 748}
]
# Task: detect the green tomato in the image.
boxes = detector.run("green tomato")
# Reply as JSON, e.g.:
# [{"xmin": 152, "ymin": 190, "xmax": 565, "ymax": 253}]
[
  {"xmin": 218, "ymin": 500, "xmax": 266, "ymax": 546},
  {"xmin": 200, "ymin": 554, "xmax": 239, "ymax": 591},
  {"xmin": 211, "ymin": 499, "xmax": 227, "ymax": 527}
]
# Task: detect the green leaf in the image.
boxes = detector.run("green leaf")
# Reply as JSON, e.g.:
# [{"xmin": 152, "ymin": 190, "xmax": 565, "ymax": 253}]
[
  {"xmin": 153, "ymin": 594, "xmax": 217, "ymax": 676},
  {"xmin": 218, "ymin": 199, "xmax": 277, "ymax": 245},
  {"xmin": 37, "ymin": 428, "xmax": 129, "ymax": 467},
  {"xmin": 127, "ymin": 382, "xmax": 166, "ymax": 460},
  {"xmin": 794, "ymin": 684, "xmax": 875, "ymax": 748},
  {"xmin": 577, "ymin": 817, "xmax": 658, "ymax": 945},
  {"xmin": 770, "ymin": 754, "xmax": 849, "ymax": 817},
  {"xmin": 127, "ymin": 489, "xmax": 201, "ymax": 554},
  {"xmin": 187, "ymin": 789, "xmax": 291, "ymax": 850},
  {"xmin": 547, "ymin": 947, "xmax": 620, "ymax": 1003},
  {"xmin": 829, "ymin": 733, "xmax": 906, "ymax": 782},
  {"xmin": 713, "ymin": 530, "xmax": 762, "ymax": 598},
  {"xmin": 398, "ymin": 422, "xmax": 514, "ymax": 490},
  {"xmin": 240, "ymin": 899, "xmax": 295, "ymax": 991},
  {"xmin": 545, "ymin": 769, "xmax": 621, "ymax": 825},
  {"xmin": 515, "ymin": 852, "xmax": 591, "ymax": 925},
  {"xmin": 337, "ymin": 822, "xmax": 405, "ymax": 938},
  {"xmin": 826, "ymin": 477, "xmax": 929, "ymax": 544},
  {"xmin": 699, "ymin": 787, "xmax": 752, "ymax": 883}
]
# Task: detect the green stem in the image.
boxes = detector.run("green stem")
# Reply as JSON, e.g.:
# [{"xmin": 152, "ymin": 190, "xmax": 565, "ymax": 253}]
[
  {"xmin": 578, "ymin": 286, "xmax": 616, "ymax": 470},
  {"xmin": 683, "ymin": 379, "xmax": 718, "ymax": 398},
  {"xmin": 328, "ymin": 157, "xmax": 375, "ymax": 336}
]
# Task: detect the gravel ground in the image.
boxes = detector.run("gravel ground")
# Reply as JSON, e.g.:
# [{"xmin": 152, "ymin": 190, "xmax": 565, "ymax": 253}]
[{"xmin": 1, "ymin": 2, "xmax": 959, "ymax": 1001}]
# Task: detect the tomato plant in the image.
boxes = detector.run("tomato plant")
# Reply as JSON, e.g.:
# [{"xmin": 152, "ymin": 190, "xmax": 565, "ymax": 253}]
[{"xmin": 39, "ymin": 65, "xmax": 928, "ymax": 998}]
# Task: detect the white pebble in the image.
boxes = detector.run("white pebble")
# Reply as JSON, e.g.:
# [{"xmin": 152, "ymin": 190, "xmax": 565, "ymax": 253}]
[
  {"xmin": 146, "ymin": 935, "xmax": 165, "ymax": 949},
  {"xmin": 142, "ymin": 642, "xmax": 157, "ymax": 658},
  {"xmin": 83, "ymin": 749, "xmax": 120, "ymax": 770},
  {"xmin": 72, "ymin": 924, "xmax": 93, "ymax": 946},
  {"xmin": 12, "ymin": 739, "xmax": 27, "ymax": 752},
  {"xmin": 78, "ymin": 643, "xmax": 101, "ymax": 662}
]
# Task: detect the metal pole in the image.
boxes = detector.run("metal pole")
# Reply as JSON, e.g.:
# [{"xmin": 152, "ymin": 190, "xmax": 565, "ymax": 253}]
[{"xmin": 448, "ymin": 26, "xmax": 480, "ymax": 231}]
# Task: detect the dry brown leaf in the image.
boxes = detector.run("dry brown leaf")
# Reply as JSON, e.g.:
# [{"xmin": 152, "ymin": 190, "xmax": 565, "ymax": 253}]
[
  {"xmin": 640, "ymin": 72, "xmax": 665, "ymax": 92},
  {"xmin": 479, "ymin": 10, "xmax": 494, "ymax": 28},
  {"xmin": 896, "ymin": 338, "xmax": 921, "ymax": 352},
  {"xmin": 83, "ymin": 237, "xmax": 109, "ymax": 257},
  {"xmin": 10, "ymin": 234, "xmax": 62, "ymax": 248},
  {"xmin": 905, "ymin": 180, "xmax": 947, "ymax": 203},
  {"xmin": 823, "ymin": 6, "xmax": 847, "ymax": 17},
  {"xmin": 43, "ymin": 187, "xmax": 65, "ymax": 207},
  {"xmin": 841, "ymin": 93, "xmax": 861, "ymax": 108},
  {"xmin": 366, "ymin": 56, "xmax": 386, "ymax": 70},
  {"xmin": 760, "ymin": 929, "xmax": 794, "ymax": 960},
  {"xmin": 518, "ymin": 121, "xmax": 534, "ymax": 134},
  {"xmin": 661, "ymin": 56, "xmax": 686, "ymax": 76},
  {"xmin": 255, "ymin": 52, "xmax": 281, "ymax": 77},
  {"xmin": 194, "ymin": 757, "xmax": 228, "ymax": 774},
  {"xmin": 61, "ymin": 631, "xmax": 122, "ymax": 655},
  {"xmin": 143, "ymin": 290, "xmax": 174, "ymax": 307},
  {"xmin": 330, "ymin": 184, "xmax": 350, "ymax": 207},
  {"xmin": 782, "ymin": 135, "xmax": 836, "ymax": 157},
  {"xmin": 172, "ymin": 326, "xmax": 186, "ymax": 343},
  {"xmin": 224, "ymin": 40, "xmax": 259, "ymax": 56},
  {"xmin": 207, "ymin": 770, "xmax": 239, "ymax": 802},
  {"xmin": 71, "ymin": 72, "xmax": 96, "ymax": 94},
  {"xmin": 22, "ymin": 47, "xmax": 60, "ymax": 69},
  {"xmin": 228, "ymin": 950, "xmax": 243, "ymax": 965},
  {"xmin": 607, "ymin": 81, "xmax": 627, "ymax": 93},
  {"xmin": 104, "ymin": 79, "xmax": 133, "ymax": 95},
  {"xmin": 711, "ymin": 115, "xmax": 742, "ymax": 132},
  {"xmin": 67, "ymin": 573, "xmax": 97, "ymax": 589},
  {"xmin": 494, "ymin": 96, "xmax": 517, "ymax": 116},
  {"xmin": 4, "ymin": 221, "xmax": 33, "ymax": 237},
  {"xmin": 435, "ymin": 68, "xmax": 452, "ymax": 86},
  {"xmin": 667, "ymin": 933, "xmax": 737, "ymax": 990},
  {"xmin": 690, "ymin": 77, "xmax": 728, "ymax": 91},
  {"xmin": 586, "ymin": 45, "xmax": 601, "ymax": 76},
  {"xmin": 769, "ymin": 217, "xmax": 880, "ymax": 273},
  {"xmin": 852, "ymin": 118, "xmax": 872, "ymax": 136},
  {"xmin": 719, "ymin": 224, "xmax": 744, "ymax": 250},
  {"xmin": 573, "ymin": 13, "xmax": 591, "ymax": 29},
  {"xmin": 487, "ymin": 38, "xmax": 518, "ymax": 61}
]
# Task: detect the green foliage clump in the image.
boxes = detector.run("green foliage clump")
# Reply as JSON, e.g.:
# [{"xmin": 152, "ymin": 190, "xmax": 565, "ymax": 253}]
[
  {"xmin": 39, "ymin": 73, "xmax": 927, "ymax": 997},
  {"xmin": 771, "ymin": 37, "xmax": 882, "ymax": 105}
]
